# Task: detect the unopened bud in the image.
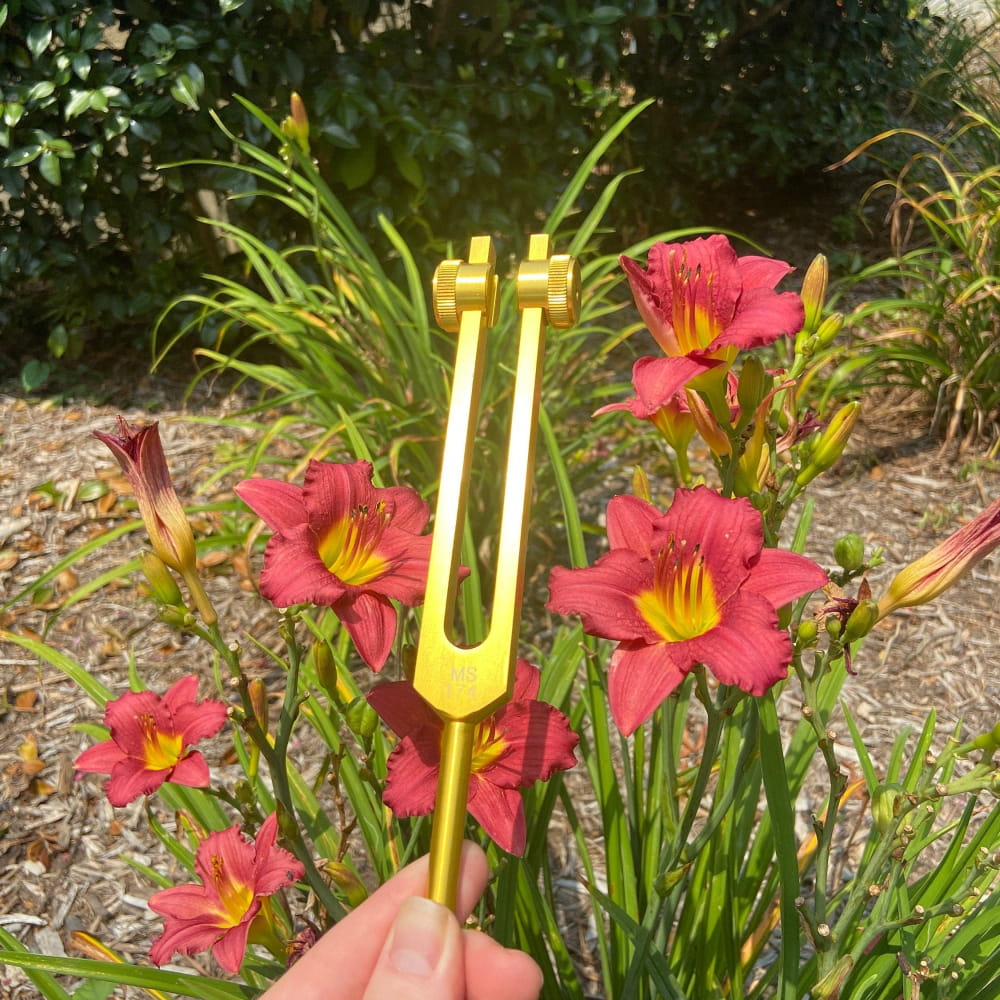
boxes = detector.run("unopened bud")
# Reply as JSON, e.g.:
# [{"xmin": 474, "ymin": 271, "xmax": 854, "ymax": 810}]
[
  {"xmin": 737, "ymin": 356, "xmax": 769, "ymax": 415},
  {"xmin": 313, "ymin": 641, "xmax": 338, "ymax": 697},
  {"xmin": 844, "ymin": 599, "xmax": 880, "ymax": 642},
  {"xmin": 872, "ymin": 783, "xmax": 904, "ymax": 834},
  {"xmin": 814, "ymin": 312, "xmax": 844, "ymax": 349},
  {"xmin": 971, "ymin": 721, "xmax": 1000, "ymax": 753},
  {"xmin": 347, "ymin": 696, "xmax": 379, "ymax": 743},
  {"xmin": 632, "ymin": 465, "xmax": 652, "ymax": 503},
  {"xmin": 325, "ymin": 860, "xmax": 369, "ymax": 907},
  {"xmin": 800, "ymin": 254, "xmax": 829, "ymax": 334},
  {"xmin": 140, "ymin": 552, "xmax": 184, "ymax": 607},
  {"xmin": 825, "ymin": 614, "xmax": 842, "ymax": 640},
  {"xmin": 280, "ymin": 91, "xmax": 310, "ymax": 153},
  {"xmin": 833, "ymin": 533, "xmax": 865, "ymax": 572},
  {"xmin": 796, "ymin": 618, "xmax": 818, "ymax": 646},
  {"xmin": 248, "ymin": 678, "xmax": 268, "ymax": 733},
  {"xmin": 796, "ymin": 402, "xmax": 860, "ymax": 486}
]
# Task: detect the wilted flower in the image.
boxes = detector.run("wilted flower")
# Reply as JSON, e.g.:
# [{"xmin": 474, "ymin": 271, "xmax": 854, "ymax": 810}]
[
  {"xmin": 547, "ymin": 486, "xmax": 827, "ymax": 735},
  {"xmin": 148, "ymin": 813, "xmax": 303, "ymax": 973},
  {"xmin": 236, "ymin": 460, "xmax": 433, "ymax": 671},
  {"xmin": 876, "ymin": 498, "xmax": 1000, "ymax": 619},
  {"xmin": 94, "ymin": 417, "xmax": 216, "ymax": 624},
  {"xmin": 368, "ymin": 660, "xmax": 578, "ymax": 855},
  {"xmin": 75, "ymin": 675, "xmax": 227, "ymax": 807},
  {"xmin": 94, "ymin": 418, "xmax": 196, "ymax": 574}
]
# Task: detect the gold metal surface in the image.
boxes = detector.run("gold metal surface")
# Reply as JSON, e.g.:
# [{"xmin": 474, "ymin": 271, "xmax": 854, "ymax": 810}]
[{"xmin": 415, "ymin": 233, "xmax": 580, "ymax": 909}]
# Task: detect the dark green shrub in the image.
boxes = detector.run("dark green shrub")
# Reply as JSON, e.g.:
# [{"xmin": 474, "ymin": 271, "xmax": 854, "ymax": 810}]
[{"xmin": 1, "ymin": 0, "xmax": 953, "ymax": 379}]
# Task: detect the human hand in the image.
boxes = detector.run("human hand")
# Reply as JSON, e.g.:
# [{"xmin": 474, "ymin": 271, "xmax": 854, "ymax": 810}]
[{"xmin": 260, "ymin": 841, "xmax": 542, "ymax": 1000}]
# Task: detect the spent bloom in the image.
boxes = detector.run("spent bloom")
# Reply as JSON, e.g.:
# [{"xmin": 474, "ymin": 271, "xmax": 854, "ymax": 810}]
[
  {"xmin": 876, "ymin": 498, "xmax": 1000, "ymax": 619},
  {"xmin": 547, "ymin": 486, "xmax": 828, "ymax": 735},
  {"xmin": 620, "ymin": 234, "xmax": 804, "ymax": 370},
  {"xmin": 94, "ymin": 417, "xmax": 196, "ymax": 574},
  {"xmin": 236, "ymin": 460, "xmax": 433, "ymax": 671},
  {"xmin": 75, "ymin": 675, "xmax": 227, "ymax": 807},
  {"xmin": 148, "ymin": 813, "xmax": 303, "ymax": 973},
  {"xmin": 94, "ymin": 416, "xmax": 216, "ymax": 623},
  {"xmin": 367, "ymin": 659, "xmax": 578, "ymax": 855}
]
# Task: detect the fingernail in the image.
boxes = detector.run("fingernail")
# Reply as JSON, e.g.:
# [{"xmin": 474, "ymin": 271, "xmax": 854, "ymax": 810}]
[{"xmin": 388, "ymin": 896, "xmax": 449, "ymax": 977}]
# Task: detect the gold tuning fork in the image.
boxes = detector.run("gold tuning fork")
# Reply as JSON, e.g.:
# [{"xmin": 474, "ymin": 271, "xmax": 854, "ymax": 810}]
[{"xmin": 414, "ymin": 233, "xmax": 580, "ymax": 909}]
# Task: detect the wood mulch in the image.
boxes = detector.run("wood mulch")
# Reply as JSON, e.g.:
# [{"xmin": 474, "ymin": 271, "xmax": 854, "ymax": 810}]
[{"xmin": 1, "ymin": 357, "xmax": 998, "ymax": 998}]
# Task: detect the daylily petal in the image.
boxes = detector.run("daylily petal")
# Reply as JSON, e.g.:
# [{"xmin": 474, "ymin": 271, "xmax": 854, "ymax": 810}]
[
  {"xmin": 468, "ymin": 780, "xmax": 526, "ymax": 856},
  {"xmin": 367, "ymin": 681, "xmax": 442, "ymax": 739},
  {"xmin": 166, "ymin": 751, "xmax": 211, "ymax": 789},
  {"xmin": 547, "ymin": 551, "xmax": 653, "ymax": 641},
  {"xmin": 484, "ymin": 702, "xmax": 578, "ymax": 786},
  {"xmin": 606, "ymin": 494, "xmax": 660, "ymax": 552},
  {"xmin": 745, "ymin": 547, "xmax": 829, "ymax": 610},
  {"xmin": 234, "ymin": 479, "xmax": 308, "ymax": 534},
  {"xmin": 607, "ymin": 640, "xmax": 690, "ymax": 736},
  {"xmin": 690, "ymin": 591, "xmax": 794, "ymax": 695},
  {"xmin": 336, "ymin": 590, "xmax": 397, "ymax": 671},
  {"xmin": 301, "ymin": 460, "xmax": 372, "ymax": 536},
  {"xmin": 74, "ymin": 739, "xmax": 125, "ymax": 774},
  {"xmin": 212, "ymin": 919, "xmax": 257, "ymax": 974},
  {"xmin": 251, "ymin": 814, "xmax": 305, "ymax": 896},
  {"xmin": 106, "ymin": 758, "xmax": 168, "ymax": 807},
  {"xmin": 383, "ymin": 729, "xmax": 441, "ymax": 816},
  {"xmin": 258, "ymin": 526, "xmax": 348, "ymax": 607},
  {"xmin": 713, "ymin": 286, "xmax": 804, "ymax": 352}
]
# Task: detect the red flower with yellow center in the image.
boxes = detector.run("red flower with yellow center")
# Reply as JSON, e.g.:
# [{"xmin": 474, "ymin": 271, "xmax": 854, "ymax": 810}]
[
  {"xmin": 236, "ymin": 460, "xmax": 433, "ymax": 671},
  {"xmin": 148, "ymin": 813, "xmax": 304, "ymax": 974},
  {"xmin": 367, "ymin": 660, "xmax": 578, "ymax": 855},
  {"xmin": 547, "ymin": 487, "xmax": 828, "ymax": 736},
  {"xmin": 620, "ymin": 235, "xmax": 804, "ymax": 366},
  {"xmin": 74, "ymin": 675, "xmax": 227, "ymax": 807}
]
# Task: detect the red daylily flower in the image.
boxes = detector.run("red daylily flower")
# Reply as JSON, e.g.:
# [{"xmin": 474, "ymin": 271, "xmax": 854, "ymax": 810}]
[
  {"xmin": 148, "ymin": 813, "xmax": 304, "ymax": 974},
  {"xmin": 94, "ymin": 417, "xmax": 197, "ymax": 576},
  {"xmin": 236, "ymin": 460, "xmax": 433, "ymax": 671},
  {"xmin": 620, "ymin": 235, "xmax": 804, "ymax": 369},
  {"xmin": 877, "ymin": 497, "xmax": 1000, "ymax": 619},
  {"xmin": 546, "ymin": 486, "xmax": 828, "ymax": 735},
  {"xmin": 75, "ymin": 675, "xmax": 227, "ymax": 807},
  {"xmin": 367, "ymin": 660, "xmax": 578, "ymax": 855}
]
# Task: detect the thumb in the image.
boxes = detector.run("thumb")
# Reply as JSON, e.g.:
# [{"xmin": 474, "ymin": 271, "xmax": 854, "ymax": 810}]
[{"xmin": 362, "ymin": 896, "xmax": 464, "ymax": 1000}]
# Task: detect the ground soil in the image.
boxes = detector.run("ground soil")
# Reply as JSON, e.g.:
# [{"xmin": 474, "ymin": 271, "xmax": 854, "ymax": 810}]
[{"xmin": 1, "ymin": 208, "xmax": 998, "ymax": 997}]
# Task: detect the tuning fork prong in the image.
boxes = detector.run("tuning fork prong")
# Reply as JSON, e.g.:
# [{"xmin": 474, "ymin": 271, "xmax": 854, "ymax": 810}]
[{"xmin": 415, "ymin": 233, "xmax": 580, "ymax": 909}]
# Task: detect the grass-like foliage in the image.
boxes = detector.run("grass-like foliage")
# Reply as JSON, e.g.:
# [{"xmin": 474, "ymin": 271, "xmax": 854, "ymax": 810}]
[
  {"xmin": 823, "ymin": 105, "xmax": 1000, "ymax": 451},
  {"xmin": 153, "ymin": 96, "xmax": 710, "ymax": 604}
]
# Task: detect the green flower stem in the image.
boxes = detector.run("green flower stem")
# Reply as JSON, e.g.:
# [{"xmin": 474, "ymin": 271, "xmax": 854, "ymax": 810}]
[{"xmin": 205, "ymin": 616, "xmax": 347, "ymax": 923}]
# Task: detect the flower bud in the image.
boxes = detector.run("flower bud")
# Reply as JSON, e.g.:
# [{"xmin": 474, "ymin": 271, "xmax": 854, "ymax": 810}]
[
  {"xmin": 737, "ymin": 356, "xmax": 769, "ymax": 415},
  {"xmin": 800, "ymin": 254, "xmax": 828, "ymax": 334},
  {"xmin": 313, "ymin": 641, "xmax": 338, "ymax": 697},
  {"xmin": 324, "ymin": 860, "xmax": 368, "ymax": 908},
  {"xmin": 632, "ymin": 465, "xmax": 652, "ymax": 504},
  {"xmin": 872, "ymin": 783, "xmax": 904, "ymax": 835},
  {"xmin": 248, "ymin": 678, "xmax": 269, "ymax": 734},
  {"xmin": 970, "ymin": 721, "xmax": 1000, "ymax": 754},
  {"xmin": 877, "ymin": 498, "xmax": 1000, "ymax": 619},
  {"xmin": 344, "ymin": 696, "xmax": 379, "ymax": 743},
  {"xmin": 140, "ymin": 552, "xmax": 185, "ymax": 607},
  {"xmin": 825, "ymin": 614, "xmax": 842, "ymax": 640},
  {"xmin": 280, "ymin": 91, "xmax": 310, "ymax": 154},
  {"xmin": 833, "ymin": 533, "xmax": 865, "ymax": 572},
  {"xmin": 796, "ymin": 402, "xmax": 860, "ymax": 486},
  {"xmin": 814, "ymin": 312, "xmax": 844, "ymax": 349},
  {"xmin": 843, "ymin": 599, "xmax": 879, "ymax": 642},
  {"xmin": 796, "ymin": 618, "xmax": 818, "ymax": 647}
]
